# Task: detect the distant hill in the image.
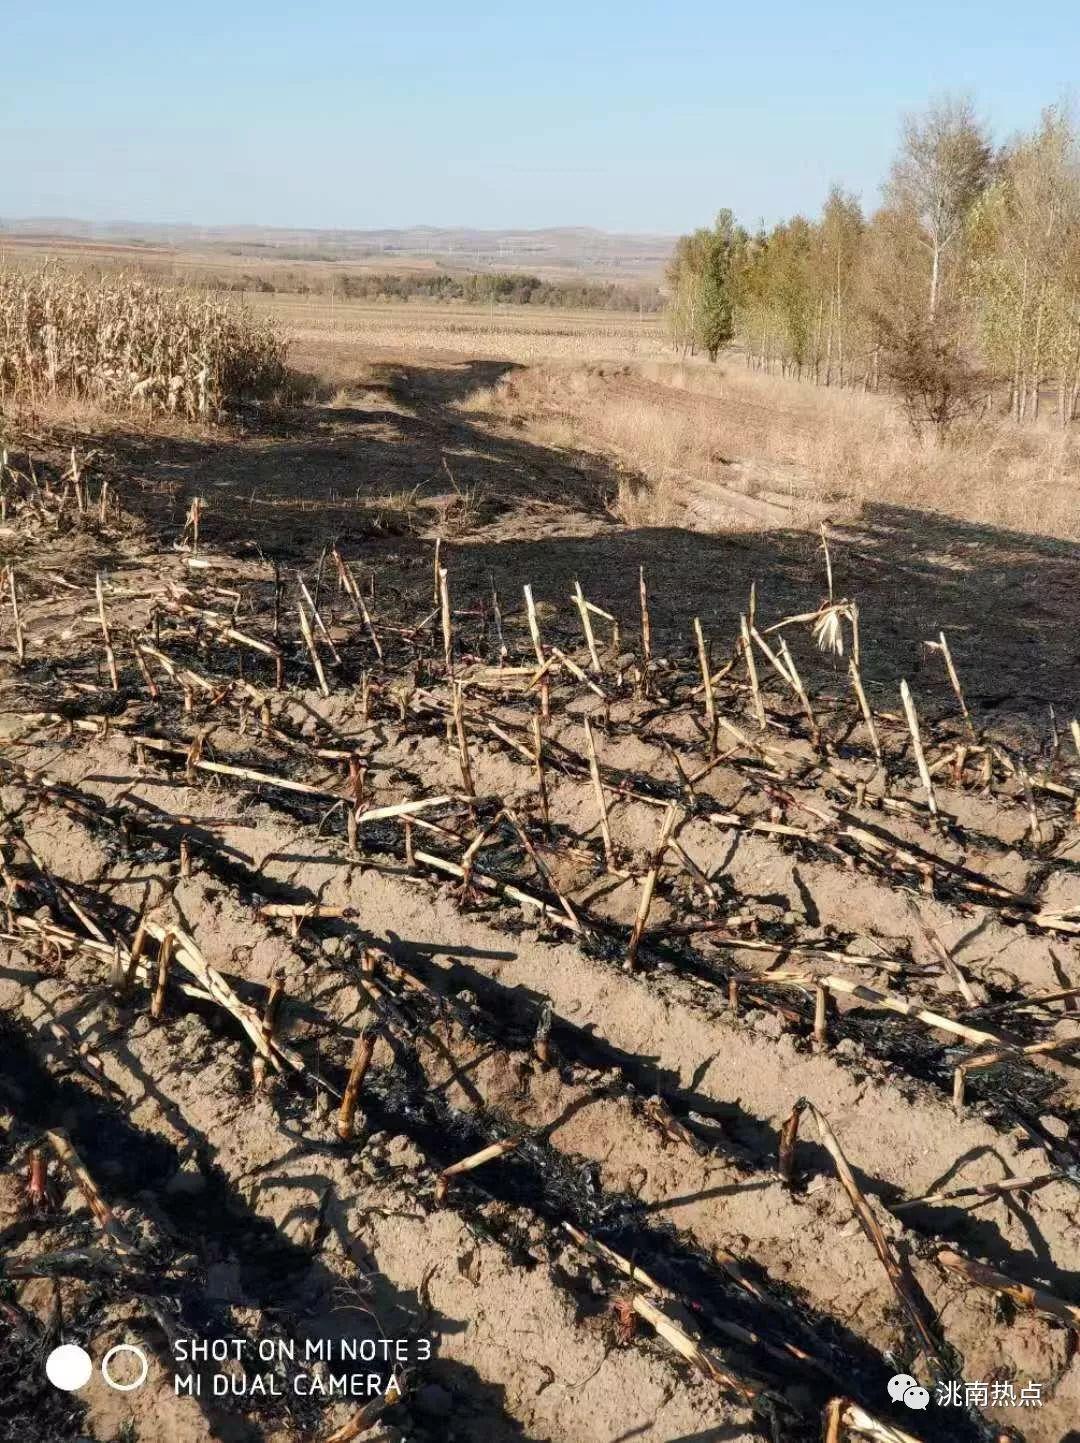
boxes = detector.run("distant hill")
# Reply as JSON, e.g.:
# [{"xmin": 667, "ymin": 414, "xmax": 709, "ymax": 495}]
[{"xmin": 0, "ymin": 219, "xmax": 675, "ymax": 279}]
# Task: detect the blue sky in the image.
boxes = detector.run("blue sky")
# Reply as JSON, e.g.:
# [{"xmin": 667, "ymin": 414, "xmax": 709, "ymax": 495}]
[{"xmin": 3, "ymin": 1, "xmax": 1076, "ymax": 233}]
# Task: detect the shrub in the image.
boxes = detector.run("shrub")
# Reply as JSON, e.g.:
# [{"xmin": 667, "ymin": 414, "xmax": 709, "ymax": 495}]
[{"xmin": 878, "ymin": 315, "xmax": 989, "ymax": 439}]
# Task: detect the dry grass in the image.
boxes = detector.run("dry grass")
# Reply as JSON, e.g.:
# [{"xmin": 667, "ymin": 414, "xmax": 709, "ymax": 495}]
[
  {"xmin": 727, "ymin": 366, "xmax": 1080, "ymax": 539},
  {"xmin": 463, "ymin": 359, "xmax": 1080, "ymax": 539},
  {"xmin": 0, "ymin": 265, "xmax": 286, "ymax": 419}
]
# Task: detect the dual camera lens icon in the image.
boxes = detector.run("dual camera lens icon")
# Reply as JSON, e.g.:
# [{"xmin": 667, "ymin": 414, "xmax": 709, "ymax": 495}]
[{"xmin": 46, "ymin": 1343, "xmax": 149, "ymax": 1393}]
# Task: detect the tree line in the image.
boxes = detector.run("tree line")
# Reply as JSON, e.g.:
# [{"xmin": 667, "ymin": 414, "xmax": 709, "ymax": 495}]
[
  {"xmin": 667, "ymin": 99, "xmax": 1080, "ymax": 432},
  {"xmin": 217, "ymin": 267, "xmax": 664, "ymax": 313},
  {"xmin": 333, "ymin": 270, "xmax": 665, "ymax": 311}
]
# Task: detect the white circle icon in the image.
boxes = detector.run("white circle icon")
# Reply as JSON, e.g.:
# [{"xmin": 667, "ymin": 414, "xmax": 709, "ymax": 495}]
[
  {"xmin": 101, "ymin": 1343, "xmax": 150, "ymax": 1392},
  {"xmin": 45, "ymin": 1344, "xmax": 93, "ymax": 1391}
]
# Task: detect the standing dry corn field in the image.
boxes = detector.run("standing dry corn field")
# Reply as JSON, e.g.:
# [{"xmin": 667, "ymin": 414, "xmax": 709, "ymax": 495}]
[{"xmin": 0, "ymin": 265, "xmax": 285, "ymax": 419}]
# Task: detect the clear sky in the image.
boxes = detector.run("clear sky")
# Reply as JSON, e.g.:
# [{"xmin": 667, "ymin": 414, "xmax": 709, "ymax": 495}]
[{"xmin": 4, "ymin": 1, "xmax": 1077, "ymax": 234}]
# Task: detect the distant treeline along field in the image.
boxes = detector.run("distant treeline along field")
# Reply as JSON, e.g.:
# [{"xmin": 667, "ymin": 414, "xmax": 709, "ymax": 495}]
[{"xmin": 220, "ymin": 267, "xmax": 665, "ymax": 312}]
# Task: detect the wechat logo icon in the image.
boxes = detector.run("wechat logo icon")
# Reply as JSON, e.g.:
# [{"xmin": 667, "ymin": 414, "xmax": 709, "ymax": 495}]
[{"xmin": 888, "ymin": 1374, "xmax": 930, "ymax": 1410}]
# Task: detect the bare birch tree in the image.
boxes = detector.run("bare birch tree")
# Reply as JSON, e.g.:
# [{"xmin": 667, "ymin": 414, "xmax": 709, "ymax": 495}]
[{"xmin": 885, "ymin": 96, "xmax": 992, "ymax": 321}]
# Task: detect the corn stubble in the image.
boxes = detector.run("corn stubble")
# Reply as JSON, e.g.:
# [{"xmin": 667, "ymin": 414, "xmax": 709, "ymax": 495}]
[{"xmin": 6, "ymin": 449, "xmax": 1080, "ymax": 1443}]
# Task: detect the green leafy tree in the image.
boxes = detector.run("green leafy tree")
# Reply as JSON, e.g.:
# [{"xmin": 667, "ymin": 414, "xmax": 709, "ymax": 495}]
[
  {"xmin": 971, "ymin": 106, "xmax": 1080, "ymax": 421},
  {"xmin": 817, "ymin": 187, "xmax": 865, "ymax": 384},
  {"xmin": 666, "ymin": 211, "xmax": 747, "ymax": 360}
]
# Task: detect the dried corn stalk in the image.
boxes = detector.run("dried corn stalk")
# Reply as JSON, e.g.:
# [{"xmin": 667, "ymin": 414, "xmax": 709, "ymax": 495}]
[
  {"xmin": 779, "ymin": 1100, "xmax": 945, "ymax": 1372},
  {"xmin": 434, "ymin": 1134, "xmax": 526, "ymax": 1203}
]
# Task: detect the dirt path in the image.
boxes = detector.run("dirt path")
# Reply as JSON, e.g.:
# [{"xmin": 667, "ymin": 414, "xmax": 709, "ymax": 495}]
[{"xmin": 24, "ymin": 351, "xmax": 1080, "ymax": 740}]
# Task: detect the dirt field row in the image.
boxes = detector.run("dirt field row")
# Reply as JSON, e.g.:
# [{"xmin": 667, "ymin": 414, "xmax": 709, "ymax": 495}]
[{"xmin": 2, "ymin": 436, "xmax": 1080, "ymax": 1443}]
